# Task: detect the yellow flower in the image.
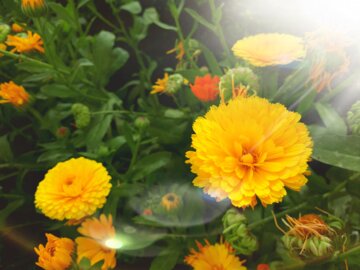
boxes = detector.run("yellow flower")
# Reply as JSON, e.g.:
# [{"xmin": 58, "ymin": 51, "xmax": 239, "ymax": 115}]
[
  {"xmin": 232, "ymin": 33, "xmax": 306, "ymax": 67},
  {"xmin": 6, "ymin": 31, "xmax": 44, "ymax": 53},
  {"xmin": 185, "ymin": 239, "xmax": 247, "ymax": 270},
  {"xmin": 151, "ymin": 73, "xmax": 169, "ymax": 94},
  {"xmin": 76, "ymin": 214, "xmax": 117, "ymax": 270},
  {"xmin": 12, "ymin": 23, "xmax": 26, "ymax": 33},
  {"xmin": 0, "ymin": 81, "xmax": 30, "ymax": 107},
  {"xmin": 22, "ymin": 0, "xmax": 46, "ymax": 9},
  {"xmin": 0, "ymin": 43, "xmax": 7, "ymax": 57},
  {"xmin": 161, "ymin": 192, "xmax": 181, "ymax": 211},
  {"xmin": 34, "ymin": 157, "xmax": 112, "ymax": 220},
  {"xmin": 21, "ymin": 0, "xmax": 47, "ymax": 17},
  {"xmin": 167, "ymin": 41, "xmax": 185, "ymax": 61},
  {"xmin": 34, "ymin": 233, "xmax": 75, "ymax": 270},
  {"xmin": 186, "ymin": 96, "xmax": 312, "ymax": 208}
]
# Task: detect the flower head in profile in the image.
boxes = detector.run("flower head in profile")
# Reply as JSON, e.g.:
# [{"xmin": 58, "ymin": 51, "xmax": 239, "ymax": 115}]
[
  {"xmin": 167, "ymin": 41, "xmax": 185, "ymax": 61},
  {"xmin": 34, "ymin": 233, "xmax": 74, "ymax": 270},
  {"xmin": 161, "ymin": 192, "xmax": 181, "ymax": 211},
  {"xmin": 151, "ymin": 73, "xmax": 186, "ymax": 95},
  {"xmin": 185, "ymin": 239, "xmax": 247, "ymax": 270},
  {"xmin": 35, "ymin": 157, "xmax": 112, "ymax": 220},
  {"xmin": 21, "ymin": 0, "xmax": 47, "ymax": 17},
  {"xmin": 190, "ymin": 74, "xmax": 220, "ymax": 102},
  {"xmin": 0, "ymin": 81, "xmax": 30, "ymax": 107},
  {"xmin": 186, "ymin": 96, "xmax": 312, "ymax": 208},
  {"xmin": 151, "ymin": 73, "xmax": 169, "ymax": 94},
  {"xmin": 6, "ymin": 31, "xmax": 44, "ymax": 53},
  {"xmin": 232, "ymin": 33, "xmax": 306, "ymax": 67},
  {"xmin": 12, "ymin": 23, "xmax": 26, "ymax": 33},
  {"xmin": 76, "ymin": 214, "xmax": 117, "ymax": 270}
]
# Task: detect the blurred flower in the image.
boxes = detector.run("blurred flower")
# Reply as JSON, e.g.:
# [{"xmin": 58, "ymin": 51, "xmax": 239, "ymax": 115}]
[
  {"xmin": 0, "ymin": 43, "xmax": 6, "ymax": 57},
  {"xmin": 0, "ymin": 24, "xmax": 10, "ymax": 42},
  {"xmin": 56, "ymin": 126, "xmax": 69, "ymax": 139},
  {"xmin": 161, "ymin": 192, "xmax": 181, "ymax": 211},
  {"xmin": 142, "ymin": 208, "xmax": 153, "ymax": 216},
  {"xmin": 185, "ymin": 239, "xmax": 247, "ymax": 270},
  {"xmin": 71, "ymin": 103, "xmax": 91, "ymax": 129},
  {"xmin": 219, "ymin": 67, "xmax": 259, "ymax": 102},
  {"xmin": 76, "ymin": 214, "xmax": 116, "ymax": 270},
  {"xmin": 151, "ymin": 73, "xmax": 169, "ymax": 94},
  {"xmin": 306, "ymin": 30, "xmax": 350, "ymax": 92},
  {"xmin": 167, "ymin": 41, "xmax": 185, "ymax": 61},
  {"xmin": 190, "ymin": 74, "xmax": 220, "ymax": 102},
  {"xmin": 232, "ymin": 33, "xmax": 306, "ymax": 67},
  {"xmin": 11, "ymin": 23, "xmax": 25, "ymax": 33},
  {"xmin": 6, "ymin": 31, "xmax": 44, "ymax": 53},
  {"xmin": 35, "ymin": 157, "xmax": 112, "ymax": 220},
  {"xmin": 347, "ymin": 101, "xmax": 360, "ymax": 135},
  {"xmin": 277, "ymin": 214, "xmax": 334, "ymax": 257},
  {"xmin": 34, "ymin": 233, "xmax": 74, "ymax": 270},
  {"xmin": 21, "ymin": 0, "xmax": 47, "ymax": 17},
  {"xmin": 151, "ymin": 73, "xmax": 185, "ymax": 94},
  {"xmin": 257, "ymin": 264, "xmax": 270, "ymax": 270},
  {"xmin": 0, "ymin": 81, "xmax": 30, "ymax": 107},
  {"xmin": 186, "ymin": 96, "xmax": 312, "ymax": 208}
]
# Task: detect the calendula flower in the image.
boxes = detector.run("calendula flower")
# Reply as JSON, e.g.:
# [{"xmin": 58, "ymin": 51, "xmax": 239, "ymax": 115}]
[
  {"xmin": 161, "ymin": 192, "xmax": 181, "ymax": 211},
  {"xmin": 257, "ymin": 264, "xmax": 270, "ymax": 270},
  {"xmin": 151, "ymin": 73, "xmax": 185, "ymax": 94},
  {"xmin": 34, "ymin": 233, "xmax": 74, "ymax": 270},
  {"xmin": 34, "ymin": 157, "xmax": 112, "ymax": 220},
  {"xmin": 6, "ymin": 31, "xmax": 44, "ymax": 53},
  {"xmin": 232, "ymin": 33, "xmax": 306, "ymax": 67},
  {"xmin": 0, "ymin": 81, "xmax": 30, "ymax": 107},
  {"xmin": 185, "ymin": 239, "xmax": 247, "ymax": 270},
  {"xmin": 151, "ymin": 73, "xmax": 169, "ymax": 94},
  {"xmin": 142, "ymin": 208, "xmax": 153, "ymax": 216},
  {"xmin": 190, "ymin": 74, "xmax": 220, "ymax": 102},
  {"xmin": 21, "ymin": 0, "xmax": 47, "ymax": 17},
  {"xmin": 167, "ymin": 41, "xmax": 185, "ymax": 61},
  {"xmin": 11, "ymin": 23, "xmax": 25, "ymax": 33},
  {"xmin": 0, "ymin": 43, "xmax": 7, "ymax": 57},
  {"xmin": 186, "ymin": 96, "xmax": 312, "ymax": 208},
  {"xmin": 76, "ymin": 214, "xmax": 116, "ymax": 270}
]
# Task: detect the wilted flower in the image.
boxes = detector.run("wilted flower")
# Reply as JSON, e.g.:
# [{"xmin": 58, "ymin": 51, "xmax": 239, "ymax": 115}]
[
  {"xmin": 71, "ymin": 103, "xmax": 91, "ymax": 129},
  {"xmin": 232, "ymin": 33, "xmax": 306, "ymax": 67},
  {"xmin": 186, "ymin": 96, "xmax": 312, "ymax": 208},
  {"xmin": 35, "ymin": 157, "xmax": 112, "ymax": 220},
  {"xmin": 6, "ymin": 31, "xmax": 44, "ymax": 53},
  {"xmin": 11, "ymin": 23, "xmax": 26, "ymax": 33},
  {"xmin": 185, "ymin": 239, "xmax": 247, "ymax": 270},
  {"xmin": 34, "ymin": 233, "xmax": 74, "ymax": 270},
  {"xmin": 0, "ymin": 81, "xmax": 30, "ymax": 107},
  {"xmin": 151, "ymin": 73, "xmax": 185, "ymax": 94},
  {"xmin": 190, "ymin": 74, "xmax": 220, "ymax": 102},
  {"xmin": 167, "ymin": 41, "xmax": 185, "ymax": 61}
]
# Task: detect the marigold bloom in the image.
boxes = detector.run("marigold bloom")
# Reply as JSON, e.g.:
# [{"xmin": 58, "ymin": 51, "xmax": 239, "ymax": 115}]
[
  {"xmin": 76, "ymin": 214, "xmax": 116, "ymax": 270},
  {"xmin": 34, "ymin": 233, "xmax": 74, "ymax": 270},
  {"xmin": 6, "ymin": 31, "xmax": 44, "ymax": 53},
  {"xmin": 0, "ymin": 81, "xmax": 30, "ymax": 107},
  {"xmin": 22, "ymin": 0, "xmax": 47, "ymax": 17},
  {"xmin": 257, "ymin": 264, "xmax": 270, "ymax": 270},
  {"xmin": 185, "ymin": 239, "xmax": 247, "ymax": 270},
  {"xmin": 151, "ymin": 73, "xmax": 169, "ymax": 94},
  {"xmin": 161, "ymin": 193, "xmax": 181, "ymax": 211},
  {"xmin": 186, "ymin": 96, "xmax": 312, "ymax": 208},
  {"xmin": 12, "ymin": 23, "xmax": 25, "ymax": 33},
  {"xmin": 232, "ymin": 33, "xmax": 306, "ymax": 67},
  {"xmin": 190, "ymin": 74, "xmax": 220, "ymax": 102},
  {"xmin": 34, "ymin": 157, "xmax": 112, "ymax": 220}
]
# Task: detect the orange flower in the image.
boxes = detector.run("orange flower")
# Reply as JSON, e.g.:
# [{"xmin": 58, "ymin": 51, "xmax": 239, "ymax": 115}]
[
  {"xmin": 21, "ymin": 0, "xmax": 47, "ymax": 17},
  {"xmin": 257, "ymin": 264, "xmax": 270, "ymax": 270},
  {"xmin": 6, "ymin": 31, "xmax": 44, "ymax": 53},
  {"xmin": 167, "ymin": 41, "xmax": 185, "ymax": 61},
  {"xmin": 76, "ymin": 214, "xmax": 117, "ymax": 270},
  {"xmin": 142, "ymin": 208, "xmax": 153, "ymax": 216},
  {"xmin": 11, "ymin": 23, "xmax": 25, "ymax": 33},
  {"xmin": 0, "ymin": 81, "xmax": 30, "ymax": 107},
  {"xmin": 34, "ymin": 233, "xmax": 74, "ymax": 270},
  {"xmin": 190, "ymin": 74, "xmax": 220, "ymax": 102}
]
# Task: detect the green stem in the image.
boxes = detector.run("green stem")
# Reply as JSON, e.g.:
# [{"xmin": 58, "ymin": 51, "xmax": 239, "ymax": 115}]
[{"xmin": 129, "ymin": 133, "xmax": 142, "ymax": 171}]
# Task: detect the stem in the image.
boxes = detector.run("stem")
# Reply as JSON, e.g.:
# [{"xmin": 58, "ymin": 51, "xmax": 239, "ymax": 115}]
[{"xmin": 129, "ymin": 133, "xmax": 142, "ymax": 171}]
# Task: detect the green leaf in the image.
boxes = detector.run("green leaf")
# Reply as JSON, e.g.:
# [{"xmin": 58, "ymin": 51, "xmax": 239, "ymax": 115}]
[
  {"xmin": 132, "ymin": 152, "xmax": 172, "ymax": 181},
  {"xmin": 0, "ymin": 199, "xmax": 24, "ymax": 228},
  {"xmin": 120, "ymin": 2, "xmax": 142, "ymax": 14},
  {"xmin": 149, "ymin": 248, "xmax": 180, "ymax": 270},
  {"xmin": 311, "ymin": 132, "xmax": 360, "ymax": 172},
  {"xmin": 49, "ymin": 3, "xmax": 78, "ymax": 30},
  {"xmin": 41, "ymin": 84, "xmax": 79, "ymax": 98},
  {"xmin": 315, "ymin": 103, "xmax": 347, "ymax": 135},
  {"xmin": 143, "ymin": 8, "xmax": 177, "ymax": 31},
  {"xmin": 200, "ymin": 43, "xmax": 222, "ymax": 75},
  {"xmin": 185, "ymin": 8, "xmax": 216, "ymax": 32},
  {"xmin": 0, "ymin": 135, "xmax": 13, "ymax": 162}
]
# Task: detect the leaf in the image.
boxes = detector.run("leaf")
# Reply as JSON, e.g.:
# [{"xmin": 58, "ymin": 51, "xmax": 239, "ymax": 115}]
[
  {"xmin": 41, "ymin": 84, "xmax": 79, "ymax": 98},
  {"xmin": 132, "ymin": 152, "xmax": 172, "ymax": 181},
  {"xmin": 200, "ymin": 43, "xmax": 222, "ymax": 75},
  {"xmin": 143, "ymin": 7, "xmax": 177, "ymax": 31},
  {"xmin": 185, "ymin": 8, "xmax": 216, "ymax": 32},
  {"xmin": 0, "ymin": 135, "xmax": 13, "ymax": 162},
  {"xmin": 121, "ymin": 2, "xmax": 142, "ymax": 14},
  {"xmin": 49, "ymin": 3, "xmax": 78, "ymax": 30},
  {"xmin": 315, "ymin": 103, "xmax": 347, "ymax": 135},
  {"xmin": 311, "ymin": 132, "xmax": 360, "ymax": 172},
  {"xmin": 149, "ymin": 248, "xmax": 180, "ymax": 270},
  {"xmin": 0, "ymin": 199, "xmax": 24, "ymax": 228}
]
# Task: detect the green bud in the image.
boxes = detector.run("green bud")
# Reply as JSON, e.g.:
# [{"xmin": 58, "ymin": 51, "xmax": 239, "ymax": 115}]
[
  {"xmin": 222, "ymin": 208, "xmax": 247, "ymax": 228},
  {"xmin": 134, "ymin": 116, "xmax": 150, "ymax": 130},
  {"xmin": 71, "ymin": 103, "xmax": 91, "ymax": 129},
  {"xmin": 166, "ymin": 74, "xmax": 184, "ymax": 94},
  {"xmin": 347, "ymin": 100, "xmax": 360, "ymax": 135},
  {"xmin": 97, "ymin": 145, "xmax": 110, "ymax": 157},
  {"xmin": 0, "ymin": 24, "xmax": 10, "ymax": 42}
]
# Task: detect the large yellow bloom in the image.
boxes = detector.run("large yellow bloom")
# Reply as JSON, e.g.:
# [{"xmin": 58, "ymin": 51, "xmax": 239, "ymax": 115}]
[
  {"xmin": 34, "ymin": 233, "xmax": 74, "ymax": 270},
  {"xmin": 35, "ymin": 157, "xmax": 112, "ymax": 220},
  {"xmin": 186, "ymin": 96, "xmax": 312, "ymax": 208},
  {"xmin": 185, "ymin": 239, "xmax": 247, "ymax": 270},
  {"xmin": 232, "ymin": 33, "xmax": 306, "ymax": 67},
  {"xmin": 6, "ymin": 31, "xmax": 44, "ymax": 53},
  {"xmin": 76, "ymin": 214, "xmax": 117, "ymax": 270},
  {"xmin": 0, "ymin": 81, "xmax": 30, "ymax": 107}
]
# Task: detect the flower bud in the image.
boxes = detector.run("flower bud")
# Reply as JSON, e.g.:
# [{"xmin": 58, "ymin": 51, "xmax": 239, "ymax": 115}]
[
  {"xmin": 134, "ymin": 116, "xmax": 150, "ymax": 130},
  {"xmin": 347, "ymin": 100, "xmax": 360, "ymax": 135},
  {"xmin": 223, "ymin": 208, "xmax": 247, "ymax": 227},
  {"xmin": 167, "ymin": 74, "xmax": 185, "ymax": 94},
  {"xmin": 0, "ymin": 24, "xmax": 10, "ymax": 42},
  {"xmin": 21, "ymin": 0, "xmax": 48, "ymax": 18},
  {"xmin": 71, "ymin": 103, "xmax": 91, "ymax": 129}
]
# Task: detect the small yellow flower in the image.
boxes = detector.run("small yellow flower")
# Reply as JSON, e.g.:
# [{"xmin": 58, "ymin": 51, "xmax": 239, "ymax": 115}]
[
  {"xmin": 76, "ymin": 214, "xmax": 117, "ymax": 270},
  {"xmin": 186, "ymin": 96, "xmax": 312, "ymax": 208},
  {"xmin": 34, "ymin": 233, "xmax": 75, "ymax": 270},
  {"xmin": 34, "ymin": 157, "xmax": 112, "ymax": 220},
  {"xmin": 0, "ymin": 43, "xmax": 7, "ymax": 57},
  {"xmin": 185, "ymin": 239, "xmax": 247, "ymax": 270},
  {"xmin": 0, "ymin": 81, "xmax": 30, "ymax": 107},
  {"xmin": 11, "ymin": 23, "xmax": 26, "ymax": 33},
  {"xmin": 232, "ymin": 33, "xmax": 306, "ymax": 67},
  {"xmin": 6, "ymin": 31, "xmax": 44, "ymax": 53},
  {"xmin": 151, "ymin": 73, "xmax": 169, "ymax": 94},
  {"xmin": 161, "ymin": 192, "xmax": 181, "ymax": 211}
]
